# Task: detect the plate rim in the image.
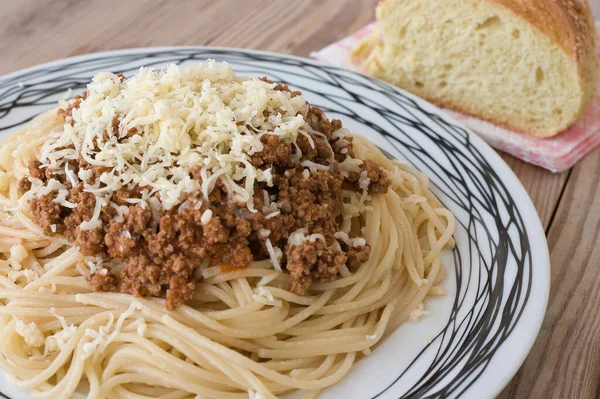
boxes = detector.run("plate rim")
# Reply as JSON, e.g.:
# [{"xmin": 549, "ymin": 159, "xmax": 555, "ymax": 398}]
[{"xmin": 0, "ymin": 46, "xmax": 550, "ymax": 399}]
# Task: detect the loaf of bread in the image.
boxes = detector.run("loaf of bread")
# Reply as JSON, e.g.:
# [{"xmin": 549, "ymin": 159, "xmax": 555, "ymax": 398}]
[{"xmin": 352, "ymin": 0, "xmax": 598, "ymax": 138}]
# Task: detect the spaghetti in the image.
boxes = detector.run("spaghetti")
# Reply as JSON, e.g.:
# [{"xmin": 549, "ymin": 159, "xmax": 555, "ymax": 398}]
[{"xmin": 0, "ymin": 63, "xmax": 455, "ymax": 399}]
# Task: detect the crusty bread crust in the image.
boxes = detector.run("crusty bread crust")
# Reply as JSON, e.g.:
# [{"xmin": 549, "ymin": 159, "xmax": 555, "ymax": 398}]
[
  {"xmin": 369, "ymin": 0, "xmax": 598, "ymax": 138},
  {"xmin": 490, "ymin": 0, "xmax": 595, "ymax": 61},
  {"xmin": 490, "ymin": 0, "xmax": 597, "ymax": 125}
]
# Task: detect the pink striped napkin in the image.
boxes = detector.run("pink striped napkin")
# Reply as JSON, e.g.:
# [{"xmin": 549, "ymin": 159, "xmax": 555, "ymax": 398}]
[{"xmin": 310, "ymin": 22, "xmax": 600, "ymax": 173}]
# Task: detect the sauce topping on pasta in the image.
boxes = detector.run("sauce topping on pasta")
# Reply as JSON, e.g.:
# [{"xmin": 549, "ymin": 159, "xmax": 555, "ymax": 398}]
[{"xmin": 18, "ymin": 62, "xmax": 390, "ymax": 309}]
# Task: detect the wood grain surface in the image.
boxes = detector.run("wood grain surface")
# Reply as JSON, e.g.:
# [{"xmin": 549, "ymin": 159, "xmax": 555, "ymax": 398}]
[{"xmin": 1, "ymin": 0, "xmax": 599, "ymax": 398}]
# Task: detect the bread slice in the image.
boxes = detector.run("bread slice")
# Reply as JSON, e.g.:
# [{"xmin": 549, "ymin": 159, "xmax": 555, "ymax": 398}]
[{"xmin": 352, "ymin": 0, "xmax": 597, "ymax": 138}]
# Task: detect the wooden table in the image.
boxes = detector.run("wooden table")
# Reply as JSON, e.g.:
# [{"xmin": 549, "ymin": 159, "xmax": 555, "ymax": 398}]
[{"xmin": 1, "ymin": 1, "xmax": 599, "ymax": 397}]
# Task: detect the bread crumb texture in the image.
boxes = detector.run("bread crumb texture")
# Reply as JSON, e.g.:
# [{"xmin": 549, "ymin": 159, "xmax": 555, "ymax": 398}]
[{"xmin": 355, "ymin": 0, "xmax": 597, "ymax": 138}]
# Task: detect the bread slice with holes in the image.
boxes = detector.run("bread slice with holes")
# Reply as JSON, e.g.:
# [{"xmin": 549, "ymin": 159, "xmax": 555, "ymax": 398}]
[{"xmin": 352, "ymin": 0, "xmax": 597, "ymax": 138}]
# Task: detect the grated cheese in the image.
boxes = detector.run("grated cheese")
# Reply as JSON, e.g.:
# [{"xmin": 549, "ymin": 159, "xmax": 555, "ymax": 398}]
[
  {"xmin": 258, "ymin": 228, "xmax": 271, "ymax": 238},
  {"xmin": 300, "ymin": 160, "xmax": 330, "ymax": 172},
  {"xmin": 200, "ymin": 209, "xmax": 213, "ymax": 225},
  {"xmin": 79, "ymin": 197, "xmax": 107, "ymax": 231},
  {"xmin": 338, "ymin": 156, "xmax": 363, "ymax": 177},
  {"xmin": 252, "ymin": 286, "xmax": 283, "ymax": 307},
  {"xmin": 45, "ymin": 308, "xmax": 77, "ymax": 353},
  {"xmin": 14, "ymin": 318, "xmax": 45, "ymax": 347},
  {"xmin": 265, "ymin": 210, "xmax": 280, "ymax": 220},
  {"xmin": 35, "ymin": 61, "xmax": 315, "ymax": 219},
  {"xmin": 64, "ymin": 162, "xmax": 78, "ymax": 187},
  {"xmin": 352, "ymin": 237, "xmax": 366, "ymax": 247},
  {"xmin": 409, "ymin": 303, "xmax": 429, "ymax": 322},
  {"xmin": 81, "ymin": 301, "xmax": 141, "ymax": 359},
  {"xmin": 86, "ymin": 257, "xmax": 105, "ymax": 274},
  {"xmin": 358, "ymin": 170, "xmax": 370, "ymax": 191},
  {"xmin": 334, "ymin": 231, "xmax": 367, "ymax": 249},
  {"xmin": 287, "ymin": 228, "xmax": 326, "ymax": 250},
  {"xmin": 265, "ymin": 239, "xmax": 283, "ymax": 272}
]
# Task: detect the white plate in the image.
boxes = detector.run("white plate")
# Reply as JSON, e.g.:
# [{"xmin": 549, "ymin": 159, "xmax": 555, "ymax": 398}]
[{"xmin": 0, "ymin": 48, "xmax": 550, "ymax": 399}]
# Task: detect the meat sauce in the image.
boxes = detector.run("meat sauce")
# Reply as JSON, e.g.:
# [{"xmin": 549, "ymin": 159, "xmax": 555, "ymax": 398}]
[{"xmin": 21, "ymin": 82, "xmax": 390, "ymax": 309}]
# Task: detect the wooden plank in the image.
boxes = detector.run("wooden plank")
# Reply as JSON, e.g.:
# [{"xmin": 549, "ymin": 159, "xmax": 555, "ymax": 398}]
[
  {"xmin": 0, "ymin": 0, "xmax": 377, "ymax": 76},
  {"xmin": 499, "ymin": 145, "xmax": 600, "ymax": 398},
  {"xmin": 499, "ymin": 153, "xmax": 569, "ymax": 229}
]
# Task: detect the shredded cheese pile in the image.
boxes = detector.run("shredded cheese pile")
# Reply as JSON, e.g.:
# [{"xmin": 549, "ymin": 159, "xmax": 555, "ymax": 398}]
[
  {"xmin": 29, "ymin": 61, "xmax": 314, "ymax": 220},
  {"xmin": 20, "ymin": 61, "xmax": 373, "ymax": 274}
]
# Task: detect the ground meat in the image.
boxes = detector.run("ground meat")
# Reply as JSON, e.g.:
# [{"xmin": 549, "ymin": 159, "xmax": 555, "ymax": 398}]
[
  {"xmin": 18, "ymin": 178, "xmax": 31, "ymax": 193},
  {"xmin": 25, "ymin": 90, "xmax": 392, "ymax": 308},
  {"xmin": 287, "ymin": 241, "xmax": 347, "ymax": 295},
  {"xmin": 29, "ymin": 192, "xmax": 64, "ymax": 235},
  {"xmin": 75, "ymin": 228, "xmax": 106, "ymax": 257},
  {"xmin": 306, "ymin": 106, "xmax": 343, "ymax": 140},
  {"xmin": 113, "ymin": 186, "xmax": 143, "ymax": 205},
  {"xmin": 296, "ymin": 133, "xmax": 318, "ymax": 160},
  {"xmin": 362, "ymin": 160, "xmax": 391, "ymax": 194},
  {"xmin": 251, "ymin": 135, "xmax": 292, "ymax": 167},
  {"xmin": 346, "ymin": 245, "xmax": 371, "ymax": 271},
  {"xmin": 275, "ymin": 169, "xmax": 342, "ymax": 234},
  {"xmin": 19, "ymin": 161, "xmax": 45, "ymax": 192},
  {"xmin": 78, "ymin": 156, "xmax": 111, "ymax": 185},
  {"xmin": 57, "ymin": 91, "xmax": 88, "ymax": 124},
  {"xmin": 102, "ymin": 191, "xmax": 256, "ymax": 308},
  {"xmin": 347, "ymin": 160, "xmax": 391, "ymax": 194},
  {"xmin": 120, "ymin": 253, "xmax": 198, "ymax": 310},
  {"xmin": 121, "ymin": 204, "xmax": 153, "ymax": 236},
  {"xmin": 89, "ymin": 271, "xmax": 118, "ymax": 292},
  {"xmin": 120, "ymin": 254, "xmax": 164, "ymax": 297},
  {"xmin": 259, "ymin": 77, "xmax": 302, "ymax": 98},
  {"xmin": 105, "ymin": 221, "xmax": 137, "ymax": 259},
  {"xmin": 166, "ymin": 275, "xmax": 196, "ymax": 310},
  {"xmin": 63, "ymin": 187, "xmax": 97, "ymax": 247},
  {"xmin": 28, "ymin": 160, "xmax": 44, "ymax": 180}
]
